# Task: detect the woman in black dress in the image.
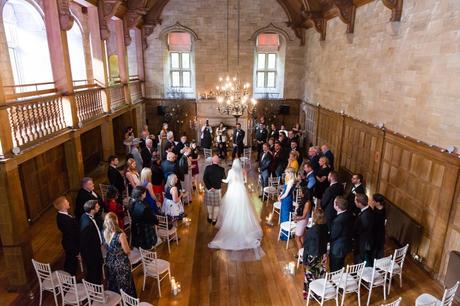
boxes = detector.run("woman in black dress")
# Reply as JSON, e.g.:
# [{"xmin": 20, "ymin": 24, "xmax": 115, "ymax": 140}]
[
  {"xmin": 103, "ymin": 212, "xmax": 137, "ymax": 297},
  {"xmin": 129, "ymin": 186, "xmax": 158, "ymax": 250},
  {"xmin": 315, "ymin": 156, "xmax": 331, "ymax": 200}
]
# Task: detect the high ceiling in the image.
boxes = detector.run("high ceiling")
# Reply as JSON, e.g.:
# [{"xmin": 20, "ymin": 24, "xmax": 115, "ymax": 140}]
[{"xmin": 96, "ymin": 0, "xmax": 403, "ymax": 45}]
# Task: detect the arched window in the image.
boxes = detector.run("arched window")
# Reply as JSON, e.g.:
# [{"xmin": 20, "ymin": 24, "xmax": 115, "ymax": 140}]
[
  {"xmin": 127, "ymin": 29, "xmax": 138, "ymax": 77},
  {"xmin": 2, "ymin": 0, "xmax": 53, "ymax": 85},
  {"xmin": 67, "ymin": 17, "xmax": 87, "ymax": 81},
  {"xmin": 253, "ymin": 33, "xmax": 285, "ymax": 98}
]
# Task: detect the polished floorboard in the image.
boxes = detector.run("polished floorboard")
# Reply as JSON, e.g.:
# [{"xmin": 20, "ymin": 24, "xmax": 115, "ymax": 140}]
[{"xmin": 1, "ymin": 158, "xmax": 456, "ymax": 306}]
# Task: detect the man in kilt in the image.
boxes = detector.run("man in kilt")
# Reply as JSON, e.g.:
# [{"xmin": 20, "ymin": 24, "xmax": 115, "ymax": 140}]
[{"xmin": 203, "ymin": 155, "xmax": 226, "ymax": 225}]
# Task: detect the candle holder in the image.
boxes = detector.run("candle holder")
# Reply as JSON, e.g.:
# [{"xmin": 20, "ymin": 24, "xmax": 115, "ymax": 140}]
[
  {"xmin": 183, "ymin": 217, "xmax": 192, "ymax": 226},
  {"xmin": 171, "ymin": 277, "xmax": 181, "ymax": 296},
  {"xmin": 265, "ymin": 212, "xmax": 274, "ymax": 227}
]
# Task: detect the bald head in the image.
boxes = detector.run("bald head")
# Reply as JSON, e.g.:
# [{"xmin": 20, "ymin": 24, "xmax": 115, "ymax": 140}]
[
  {"xmin": 167, "ymin": 152, "xmax": 176, "ymax": 161},
  {"xmin": 212, "ymin": 155, "xmax": 220, "ymax": 164},
  {"xmin": 146, "ymin": 138, "xmax": 153, "ymax": 148}
]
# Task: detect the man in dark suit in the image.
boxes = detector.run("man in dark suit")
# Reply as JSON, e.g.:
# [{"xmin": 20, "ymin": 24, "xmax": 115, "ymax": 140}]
[
  {"xmin": 300, "ymin": 161, "xmax": 316, "ymax": 193},
  {"xmin": 308, "ymin": 146, "xmax": 320, "ymax": 173},
  {"xmin": 278, "ymin": 131, "xmax": 290, "ymax": 150},
  {"xmin": 75, "ymin": 177, "xmax": 103, "ymax": 227},
  {"xmin": 203, "ymin": 156, "xmax": 226, "ymax": 224},
  {"xmin": 140, "ymin": 138, "xmax": 154, "ymax": 168},
  {"xmin": 270, "ymin": 142, "xmax": 285, "ymax": 177},
  {"xmin": 54, "ymin": 196, "xmax": 79, "ymax": 275},
  {"xmin": 321, "ymin": 144, "xmax": 334, "ymax": 170},
  {"xmin": 175, "ymin": 135, "xmax": 189, "ymax": 159},
  {"xmin": 353, "ymin": 193, "xmax": 375, "ymax": 266},
  {"xmin": 346, "ymin": 173, "xmax": 365, "ymax": 215},
  {"xmin": 290, "ymin": 140, "xmax": 303, "ymax": 165},
  {"xmin": 330, "ymin": 196, "xmax": 354, "ymax": 272},
  {"xmin": 80, "ymin": 200, "xmax": 103, "ymax": 284},
  {"xmin": 161, "ymin": 152, "xmax": 179, "ymax": 182},
  {"xmin": 255, "ymin": 122, "xmax": 268, "ymax": 161},
  {"xmin": 321, "ymin": 171, "xmax": 345, "ymax": 228},
  {"xmin": 163, "ymin": 131, "xmax": 177, "ymax": 158},
  {"xmin": 107, "ymin": 155, "xmax": 125, "ymax": 197},
  {"xmin": 232, "ymin": 123, "xmax": 245, "ymax": 158},
  {"xmin": 259, "ymin": 143, "xmax": 272, "ymax": 193}
]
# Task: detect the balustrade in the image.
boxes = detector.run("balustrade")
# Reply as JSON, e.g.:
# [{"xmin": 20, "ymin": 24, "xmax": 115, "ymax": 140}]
[
  {"xmin": 109, "ymin": 84, "xmax": 126, "ymax": 111},
  {"xmin": 75, "ymin": 87, "xmax": 105, "ymax": 123},
  {"xmin": 129, "ymin": 80, "xmax": 142, "ymax": 104}
]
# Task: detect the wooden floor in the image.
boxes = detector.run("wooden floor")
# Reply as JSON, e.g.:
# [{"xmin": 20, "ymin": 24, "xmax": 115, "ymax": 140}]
[{"xmin": 1, "ymin": 158, "xmax": 456, "ymax": 306}]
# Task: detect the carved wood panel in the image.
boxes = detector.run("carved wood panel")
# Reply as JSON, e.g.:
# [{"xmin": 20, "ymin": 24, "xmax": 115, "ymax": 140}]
[
  {"xmin": 340, "ymin": 117, "xmax": 384, "ymax": 196},
  {"xmin": 302, "ymin": 102, "xmax": 318, "ymax": 147},
  {"xmin": 317, "ymin": 107, "xmax": 343, "ymax": 162},
  {"xmin": 19, "ymin": 144, "xmax": 69, "ymax": 222},
  {"xmin": 81, "ymin": 126, "xmax": 103, "ymax": 175},
  {"xmin": 113, "ymin": 111, "xmax": 133, "ymax": 156},
  {"xmin": 378, "ymin": 133, "xmax": 459, "ymax": 272}
]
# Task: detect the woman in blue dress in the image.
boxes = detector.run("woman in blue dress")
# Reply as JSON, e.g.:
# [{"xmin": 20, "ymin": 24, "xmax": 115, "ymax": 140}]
[
  {"xmin": 140, "ymin": 167, "xmax": 160, "ymax": 215},
  {"xmin": 278, "ymin": 168, "xmax": 296, "ymax": 241}
]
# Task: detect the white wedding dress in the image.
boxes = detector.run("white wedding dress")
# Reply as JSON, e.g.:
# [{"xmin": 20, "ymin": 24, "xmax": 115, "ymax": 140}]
[{"xmin": 208, "ymin": 159, "xmax": 264, "ymax": 260}]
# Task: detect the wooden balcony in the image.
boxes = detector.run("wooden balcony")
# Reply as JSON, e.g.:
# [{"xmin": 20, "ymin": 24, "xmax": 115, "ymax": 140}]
[
  {"xmin": 109, "ymin": 83, "xmax": 126, "ymax": 111},
  {"xmin": 75, "ymin": 87, "xmax": 105, "ymax": 123},
  {"xmin": 129, "ymin": 80, "xmax": 142, "ymax": 104}
]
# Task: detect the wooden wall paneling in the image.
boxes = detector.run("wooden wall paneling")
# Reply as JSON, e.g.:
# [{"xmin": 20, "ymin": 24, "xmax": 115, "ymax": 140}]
[
  {"xmin": 340, "ymin": 117, "xmax": 384, "ymax": 196},
  {"xmin": 81, "ymin": 126, "xmax": 103, "ymax": 175},
  {"xmin": 302, "ymin": 102, "xmax": 319, "ymax": 147},
  {"xmin": 19, "ymin": 159, "xmax": 40, "ymax": 222},
  {"xmin": 112, "ymin": 111, "xmax": 131, "ymax": 156},
  {"xmin": 254, "ymin": 99, "xmax": 302, "ymax": 130},
  {"xmin": 317, "ymin": 107, "xmax": 344, "ymax": 166},
  {"xmin": 378, "ymin": 133, "xmax": 460, "ymax": 273}
]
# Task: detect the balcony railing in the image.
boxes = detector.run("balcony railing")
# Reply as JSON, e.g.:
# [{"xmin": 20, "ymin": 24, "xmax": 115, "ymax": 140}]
[
  {"xmin": 129, "ymin": 80, "xmax": 142, "ymax": 104},
  {"xmin": 109, "ymin": 83, "xmax": 126, "ymax": 111},
  {"xmin": 75, "ymin": 87, "xmax": 105, "ymax": 123},
  {"xmin": 4, "ymin": 95, "xmax": 67, "ymax": 148}
]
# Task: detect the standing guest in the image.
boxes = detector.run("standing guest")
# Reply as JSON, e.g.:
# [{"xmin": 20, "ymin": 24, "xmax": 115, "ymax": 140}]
[
  {"xmin": 54, "ymin": 196, "xmax": 79, "ymax": 275},
  {"xmin": 140, "ymin": 124, "xmax": 150, "ymax": 140},
  {"xmin": 279, "ymin": 124, "xmax": 288, "ymax": 138},
  {"xmin": 190, "ymin": 141, "xmax": 200, "ymax": 191},
  {"xmin": 141, "ymin": 138, "xmax": 154, "ymax": 168},
  {"xmin": 270, "ymin": 123, "xmax": 279, "ymax": 140},
  {"xmin": 151, "ymin": 158, "xmax": 164, "ymax": 203},
  {"xmin": 302, "ymin": 207, "xmax": 328, "ymax": 299},
  {"xmin": 329, "ymin": 196, "xmax": 354, "ymax": 272},
  {"xmin": 130, "ymin": 141, "xmax": 143, "ymax": 173},
  {"xmin": 80, "ymin": 200, "xmax": 103, "ymax": 284},
  {"xmin": 321, "ymin": 144, "xmax": 334, "ymax": 170},
  {"xmin": 354, "ymin": 193, "xmax": 375, "ymax": 266},
  {"xmin": 124, "ymin": 126, "xmax": 134, "ymax": 154},
  {"xmin": 75, "ymin": 177, "xmax": 103, "ymax": 225},
  {"xmin": 232, "ymin": 122, "xmax": 245, "ymax": 158},
  {"xmin": 315, "ymin": 156, "xmax": 331, "ymax": 200},
  {"xmin": 321, "ymin": 171, "xmax": 344, "ymax": 229},
  {"xmin": 278, "ymin": 131, "xmax": 290, "ymax": 150},
  {"xmin": 181, "ymin": 147, "xmax": 193, "ymax": 204},
  {"xmin": 203, "ymin": 155, "xmax": 226, "ymax": 224},
  {"xmin": 301, "ymin": 161, "xmax": 316, "ymax": 194},
  {"xmin": 164, "ymin": 131, "xmax": 177, "ymax": 158},
  {"xmin": 104, "ymin": 185, "xmax": 125, "ymax": 229},
  {"xmin": 158, "ymin": 122, "xmax": 169, "ymax": 160},
  {"xmin": 294, "ymin": 188, "xmax": 313, "ymax": 251},
  {"xmin": 140, "ymin": 168, "xmax": 159, "ymax": 215},
  {"xmin": 288, "ymin": 151, "xmax": 300, "ymax": 173},
  {"xmin": 107, "ymin": 155, "xmax": 126, "ymax": 198},
  {"xmin": 130, "ymin": 186, "xmax": 157, "ymax": 250},
  {"xmin": 161, "ymin": 152, "xmax": 178, "ymax": 182},
  {"xmin": 346, "ymin": 173, "xmax": 365, "ymax": 215},
  {"xmin": 162, "ymin": 174, "xmax": 185, "ymax": 222},
  {"xmin": 278, "ymin": 168, "xmax": 296, "ymax": 241},
  {"xmin": 125, "ymin": 158, "xmax": 140, "ymax": 196},
  {"xmin": 371, "ymin": 193, "xmax": 386, "ymax": 259},
  {"xmin": 176, "ymin": 134, "xmax": 189, "ymax": 159},
  {"xmin": 268, "ymin": 137, "xmax": 275, "ymax": 152},
  {"xmin": 292, "ymin": 122, "xmax": 302, "ymax": 136},
  {"xmin": 200, "ymin": 120, "xmax": 213, "ymax": 149},
  {"xmin": 255, "ymin": 122, "xmax": 268, "ymax": 161},
  {"xmin": 290, "ymin": 140, "xmax": 303, "ymax": 165},
  {"xmin": 103, "ymin": 212, "xmax": 137, "ymax": 297},
  {"xmin": 270, "ymin": 142, "xmax": 285, "ymax": 177},
  {"xmin": 259, "ymin": 143, "xmax": 272, "ymax": 193},
  {"xmin": 177, "ymin": 146, "xmax": 190, "ymax": 190},
  {"xmin": 307, "ymin": 146, "xmax": 320, "ymax": 173},
  {"xmin": 215, "ymin": 122, "xmax": 227, "ymax": 159}
]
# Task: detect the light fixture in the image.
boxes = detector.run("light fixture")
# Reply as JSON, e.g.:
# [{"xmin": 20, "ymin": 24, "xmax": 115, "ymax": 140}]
[{"xmin": 447, "ymin": 145, "xmax": 456, "ymax": 154}]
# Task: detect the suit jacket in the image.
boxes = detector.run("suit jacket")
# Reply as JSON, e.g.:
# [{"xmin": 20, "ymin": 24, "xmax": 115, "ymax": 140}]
[
  {"xmin": 140, "ymin": 146, "xmax": 154, "ymax": 168},
  {"xmin": 234, "ymin": 129, "xmax": 245, "ymax": 147},
  {"xmin": 330, "ymin": 210, "xmax": 354, "ymax": 257},
  {"xmin": 321, "ymin": 182, "xmax": 344, "ymax": 226},
  {"xmin": 161, "ymin": 159, "xmax": 178, "ymax": 181},
  {"xmin": 163, "ymin": 140, "xmax": 177, "ymax": 158},
  {"xmin": 270, "ymin": 129, "xmax": 279, "ymax": 140},
  {"xmin": 203, "ymin": 164, "xmax": 226, "ymax": 190},
  {"xmin": 270, "ymin": 150, "xmax": 285, "ymax": 177},
  {"xmin": 256, "ymin": 127, "xmax": 268, "ymax": 142},
  {"xmin": 56, "ymin": 213, "xmax": 79, "ymax": 252},
  {"xmin": 259, "ymin": 151, "xmax": 272, "ymax": 173},
  {"xmin": 79, "ymin": 213, "xmax": 103, "ymax": 264},
  {"xmin": 303, "ymin": 223, "xmax": 329, "ymax": 258},
  {"xmin": 75, "ymin": 189, "xmax": 103, "ymax": 224},
  {"xmin": 177, "ymin": 155, "xmax": 189, "ymax": 181},
  {"xmin": 108, "ymin": 166, "xmax": 126, "ymax": 194},
  {"xmin": 354, "ymin": 207, "xmax": 375, "ymax": 252},
  {"xmin": 347, "ymin": 183, "xmax": 365, "ymax": 214},
  {"xmin": 324, "ymin": 150, "xmax": 334, "ymax": 169},
  {"xmin": 309, "ymin": 155, "xmax": 320, "ymax": 173}
]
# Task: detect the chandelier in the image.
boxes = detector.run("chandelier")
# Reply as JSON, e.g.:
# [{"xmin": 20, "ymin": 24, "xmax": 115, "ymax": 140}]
[{"xmin": 216, "ymin": 76, "xmax": 256, "ymax": 119}]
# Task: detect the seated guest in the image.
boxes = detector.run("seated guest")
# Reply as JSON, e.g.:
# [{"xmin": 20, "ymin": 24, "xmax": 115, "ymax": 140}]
[
  {"xmin": 80, "ymin": 200, "xmax": 103, "ymax": 284},
  {"xmin": 294, "ymin": 188, "xmax": 313, "ymax": 251},
  {"xmin": 140, "ymin": 168, "xmax": 159, "ymax": 215},
  {"xmin": 125, "ymin": 158, "xmax": 140, "ymax": 196},
  {"xmin": 278, "ymin": 168, "xmax": 296, "ymax": 241},
  {"xmin": 353, "ymin": 193, "xmax": 375, "ymax": 266},
  {"xmin": 346, "ymin": 173, "xmax": 365, "ymax": 215},
  {"xmin": 140, "ymin": 138, "xmax": 154, "ymax": 168},
  {"xmin": 151, "ymin": 158, "xmax": 164, "ymax": 203},
  {"xmin": 103, "ymin": 212, "xmax": 137, "ymax": 297},
  {"xmin": 162, "ymin": 174, "xmax": 185, "ymax": 222},
  {"xmin": 329, "ymin": 196, "xmax": 354, "ymax": 272},
  {"xmin": 315, "ymin": 156, "xmax": 331, "ymax": 200},
  {"xmin": 307, "ymin": 146, "xmax": 320, "ymax": 173},
  {"xmin": 75, "ymin": 177, "xmax": 103, "ymax": 225},
  {"xmin": 371, "ymin": 193, "xmax": 386, "ymax": 259},
  {"xmin": 302, "ymin": 207, "xmax": 328, "ymax": 299},
  {"xmin": 130, "ymin": 186, "xmax": 157, "ymax": 250},
  {"xmin": 105, "ymin": 185, "xmax": 125, "ymax": 229},
  {"xmin": 107, "ymin": 155, "xmax": 126, "ymax": 198},
  {"xmin": 321, "ymin": 171, "xmax": 344, "ymax": 229},
  {"xmin": 54, "ymin": 196, "xmax": 79, "ymax": 276},
  {"xmin": 259, "ymin": 143, "xmax": 272, "ymax": 192},
  {"xmin": 288, "ymin": 151, "xmax": 299, "ymax": 173},
  {"xmin": 321, "ymin": 144, "xmax": 334, "ymax": 170},
  {"xmin": 161, "ymin": 152, "xmax": 178, "ymax": 182}
]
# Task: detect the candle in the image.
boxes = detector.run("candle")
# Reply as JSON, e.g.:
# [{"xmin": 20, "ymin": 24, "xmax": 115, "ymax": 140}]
[{"xmin": 288, "ymin": 261, "xmax": 296, "ymax": 274}]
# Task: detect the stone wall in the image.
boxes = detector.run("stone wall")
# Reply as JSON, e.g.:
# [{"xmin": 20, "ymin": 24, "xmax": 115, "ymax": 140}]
[
  {"xmin": 303, "ymin": 0, "xmax": 460, "ymax": 150},
  {"xmin": 143, "ymin": 0, "xmax": 305, "ymax": 100}
]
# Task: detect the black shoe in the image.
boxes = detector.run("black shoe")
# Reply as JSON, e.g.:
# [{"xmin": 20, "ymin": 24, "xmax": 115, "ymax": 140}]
[
  {"xmin": 212, "ymin": 221, "xmax": 217, "ymax": 225},
  {"xmin": 207, "ymin": 218, "xmax": 212, "ymax": 224}
]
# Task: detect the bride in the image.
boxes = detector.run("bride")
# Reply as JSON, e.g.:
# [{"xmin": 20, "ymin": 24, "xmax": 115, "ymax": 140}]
[{"xmin": 208, "ymin": 158, "xmax": 263, "ymax": 254}]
